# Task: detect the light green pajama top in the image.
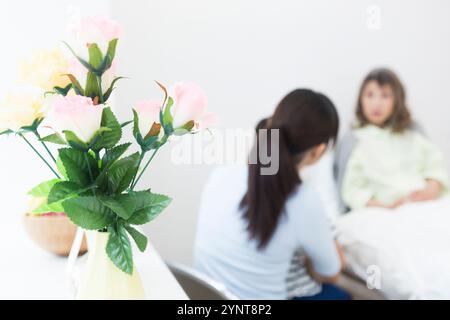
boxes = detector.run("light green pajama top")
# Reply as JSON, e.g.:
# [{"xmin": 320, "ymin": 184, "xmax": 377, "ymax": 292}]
[{"xmin": 342, "ymin": 125, "xmax": 449, "ymax": 210}]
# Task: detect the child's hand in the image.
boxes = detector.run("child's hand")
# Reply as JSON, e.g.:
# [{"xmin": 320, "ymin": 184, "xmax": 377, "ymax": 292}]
[
  {"xmin": 367, "ymin": 197, "xmax": 405, "ymax": 209},
  {"xmin": 408, "ymin": 180, "xmax": 443, "ymax": 202}
]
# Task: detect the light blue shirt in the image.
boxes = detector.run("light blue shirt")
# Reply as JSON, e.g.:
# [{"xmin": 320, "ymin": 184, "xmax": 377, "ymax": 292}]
[{"xmin": 194, "ymin": 166, "xmax": 340, "ymax": 299}]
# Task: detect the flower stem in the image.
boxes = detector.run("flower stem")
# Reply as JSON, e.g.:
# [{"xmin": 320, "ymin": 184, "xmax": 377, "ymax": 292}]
[
  {"xmin": 33, "ymin": 130, "xmax": 57, "ymax": 163},
  {"xmin": 84, "ymin": 152, "xmax": 96, "ymax": 196},
  {"xmin": 129, "ymin": 151, "xmax": 146, "ymax": 191},
  {"xmin": 19, "ymin": 133, "xmax": 60, "ymax": 179},
  {"xmin": 96, "ymin": 75, "xmax": 104, "ymax": 104},
  {"xmin": 131, "ymin": 145, "xmax": 163, "ymax": 190}
]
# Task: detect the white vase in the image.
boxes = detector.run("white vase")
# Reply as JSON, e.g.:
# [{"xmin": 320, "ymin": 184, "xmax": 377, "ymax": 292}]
[{"xmin": 76, "ymin": 231, "xmax": 146, "ymax": 300}]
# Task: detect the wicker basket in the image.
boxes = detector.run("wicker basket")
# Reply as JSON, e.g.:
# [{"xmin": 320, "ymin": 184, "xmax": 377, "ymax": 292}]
[{"xmin": 23, "ymin": 213, "xmax": 87, "ymax": 256}]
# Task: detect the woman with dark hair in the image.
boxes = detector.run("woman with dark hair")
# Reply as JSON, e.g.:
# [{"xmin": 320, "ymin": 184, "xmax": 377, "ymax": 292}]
[{"xmin": 194, "ymin": 89, "xmax": 349, "ymax": 300}]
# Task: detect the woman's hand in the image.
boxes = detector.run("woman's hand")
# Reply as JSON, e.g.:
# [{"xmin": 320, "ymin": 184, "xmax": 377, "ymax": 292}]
[{"xmin": 407, "ymin": 180, "xmax": 443, "ymax": 202}]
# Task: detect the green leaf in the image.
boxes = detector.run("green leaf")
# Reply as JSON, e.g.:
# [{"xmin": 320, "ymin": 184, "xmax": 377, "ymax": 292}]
[
  {"xmin": 155, "ymin": 134, "xmax": 169, "ymax": 148},
  {"xmin": 103, "ymin": 76, "xmax": 126, "ymax": 101},
  {"xmin": 97, "ymin": 39, "xmax": 118, "ymax": 74},
  {"xmin": 115, "ymin": 192, "xmax": 143, "ymax": 213},
  {"xmin": 47, "ymin": 181, "xmax": 81, "ymax": 204},
  {"xmin": 158, "ymin": 95, "xmax": 175, "ymax": 136},
  {"xmin": 32, "ymin": 200, "xmax": 64, "ymax": 214},
  {"xmin": 163, "ymin": 97, "xmax": 174, "ymax": 125},
  {"xmin": 20, "ymin": 118, "xmax": 44, "ymax": 132},
  {"xmin": 56, "ymin": 156, "xmax": 68, "ymax": 179},
  {"xmin": 53, "ymin": 83, "xmax": 73, "ymax": 96},
  {"xmin": 102, "ymin": 143, "xmax": 131, "ymax": 168},
  {"xmin": 132, "ymin": 110, "xmax": 158, "ymax": 151},
  {"xmin": 87, "ymin": 127, "xmax": 113, "ymax": 149},
  {"xmin": 143, "ymin": 135, "xmax": 159, "ymax": 151},
  {"xmin": 108, "ymin": 191, "xmax": 145, "ymax": 214},
  {"xmin": 99, "ymin": 196, "xmax": 134, "ymax": 220},
  {"xmin": 108, "ymin": 152, "xmax": 140, "ymax": 194},
  {"xmin": 28, "ymin": 179, "xmax": 60, "ymax": 197},
  {"xmin": 94, "ymin": 169, "xmax": 109, "ymax": 194},
  {"xmin": 92, "ymin": 127, "xmax": 112, "ymax": 137},
  {"xmin": 40, "ymin": 133, "xmax": 66, "ymax": 145},
  {"xmin": 62, "ymin": 196, "xmax": 115, "ymax": 230},
  {"xmin": 182, "ymin": 120, "xmax": 195, "ymax": 131},
  {"xmin": 173, "ymin": 128, "xmax": 191, "ymax": 136},
  {"xmin": 64, "ymin": 74, "xmax": 84, "ymax": 95},
  {"xmin": 107, "ymin": 223, "xmax": 133, "ymax": 274},
  {"xmin": 85, "ymin": 71, "xmax": 101, "ymax": 100},
  {"xmin": 132, "ymin": 109, "xmax": 142, "ymax": 140},
  {"xmin": 106, "ymin": 39, "xmax": 118, "ymax": 67},
  {"xmin": 160, "ymin": 114, "xmax": 174, "ymax": 136},
  {"xmin": 0, "ymin": 129, "xmax": 13, "ymax": 136},
  {"xmin": 121, "ymin": 120, "xmax": 133, "ymax": 128},
  {"xmin": 63, "ymin": 130, "xmax": 88, "ymax": 150},
  {"xmin": 58, "ymin": 148, "xmax": 96, "ymax": 187},
  {"xmin": 63, "ymin": 41, "xmax": 99, "ymax": 74},
  {"xmin": 173, "ymin": 120, "xmax": 195, "ymax": 135},
  {"xmin": 88, "ymin": 43, "xmax": 103, "ymax": 70},
  {"xmin": 91, "ymin": 107, "xmax": 121, "ymax": 150},
  {"xmin": 99, "ymin": 55, "xmax": 112, "ymax": 74},
  {"xmin": 124, "ymin": 225, "xmax": 148, "ymax": 252},
  {"xmin": 127, "ymin": 191, "xmax": 171, "ymax": 225}
]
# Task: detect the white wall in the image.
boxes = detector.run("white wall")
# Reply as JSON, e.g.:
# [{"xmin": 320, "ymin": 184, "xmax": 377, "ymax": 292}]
[
  {"xmin": 1, "ymin": 0, "xmax": 449, "ymax": 267},
  {"xmin": 112, "ymin": 0, "xmax": 450, "ymax": 265}
]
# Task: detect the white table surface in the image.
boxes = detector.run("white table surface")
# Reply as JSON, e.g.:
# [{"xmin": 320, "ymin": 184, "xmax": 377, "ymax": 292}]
[{"xmin": 0, "ymin": 215, "xmax": 188, "ymax": 300}]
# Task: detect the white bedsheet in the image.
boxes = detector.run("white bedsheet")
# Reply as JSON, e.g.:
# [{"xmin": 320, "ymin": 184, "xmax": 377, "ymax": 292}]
[{"xmin": 336, "ymin": 196, "xmax": 450, "ymax": 299}]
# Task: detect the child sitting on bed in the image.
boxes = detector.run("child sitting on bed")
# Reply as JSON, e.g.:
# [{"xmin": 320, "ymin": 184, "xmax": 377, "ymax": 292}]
[{"xmin": 342, "ymin": 68, "xmax": 449, "ymax": 210}]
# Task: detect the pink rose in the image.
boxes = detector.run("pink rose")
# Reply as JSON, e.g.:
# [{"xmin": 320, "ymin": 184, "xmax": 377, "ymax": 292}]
[
  {"xmin": 72, "ymin": 15, "xmax": 122, "ymax": 45},
  {"xmin": 46, "ymin": 95, "xmax": 104, "ymax": 143},
  {"xmin": 197, "ymin": 112, "xmax": 219, "ymax": 130},
  {"xmin": 69, "ymin": 15, "xmax": 122, "ymax": 59},
  {"xmin": 170, "ymin": 82, "xmax": 214, "ymax": 130},
  {"xmin": 134, "ymin": 100, "xmax": 161, "ymax": 136}
]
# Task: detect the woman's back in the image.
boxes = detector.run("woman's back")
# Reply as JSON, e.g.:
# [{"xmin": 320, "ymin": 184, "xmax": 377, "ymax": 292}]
[{"xmin": 194, "ymin": 166, "xmax": 340, "ymax": 299}]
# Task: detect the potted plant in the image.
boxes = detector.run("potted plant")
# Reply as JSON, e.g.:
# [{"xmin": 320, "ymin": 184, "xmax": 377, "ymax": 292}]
[{"xmin": 0, "ymin": 15, "xmax": 216, "ymax": 299}]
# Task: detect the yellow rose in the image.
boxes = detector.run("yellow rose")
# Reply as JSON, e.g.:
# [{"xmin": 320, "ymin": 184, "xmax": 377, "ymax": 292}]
[
  {"xmin": 20, "ymin": 48, "xmax": 70, "ymax": 91},
  {"xmin": 0, "ymin": 93, "xmax": 44, "ymax": 132}
]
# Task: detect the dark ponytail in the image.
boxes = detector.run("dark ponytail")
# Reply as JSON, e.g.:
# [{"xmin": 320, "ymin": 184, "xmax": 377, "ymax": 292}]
[{"xmin": 240, "ymin": 89, "xmax": 339, "ymax": 249}]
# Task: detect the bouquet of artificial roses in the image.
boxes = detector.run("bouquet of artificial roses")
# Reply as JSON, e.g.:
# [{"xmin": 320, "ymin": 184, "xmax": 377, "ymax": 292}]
[{"xmin": 0, "ymin": 16, "xmax": 215, "ymax": 275}]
